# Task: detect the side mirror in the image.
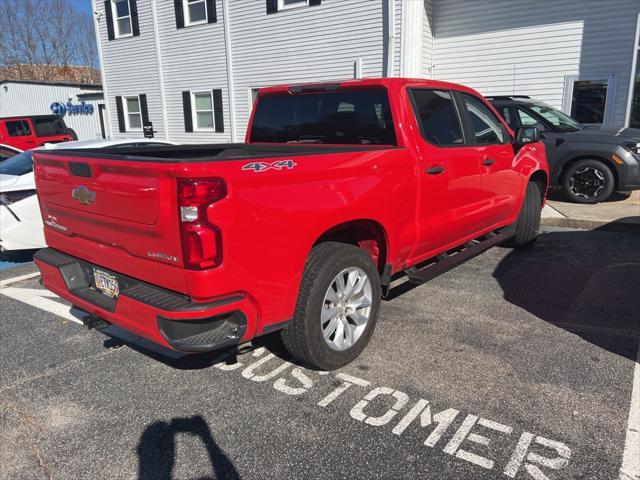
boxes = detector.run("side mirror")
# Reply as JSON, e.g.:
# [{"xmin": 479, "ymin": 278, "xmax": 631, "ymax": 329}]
[{"xmin": 515, "ymin": 126, "xmax": 540, "ymax": 145}]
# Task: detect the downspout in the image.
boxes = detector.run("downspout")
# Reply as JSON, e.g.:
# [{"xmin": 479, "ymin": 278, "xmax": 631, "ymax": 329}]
[
  {"xmin": 93, "ymin": 0, "xmax": 111, "ymax": 138},
  {"xmin": 222, "ymin": 0, "xmax": 238, "ymax": 142},
  {"xmin": 385, "ymin": 0, "xmax": 395, "ymax": 77},
  {"xmin": 150, "ymin": 0, "xmax": 170, "ymax": 140}
]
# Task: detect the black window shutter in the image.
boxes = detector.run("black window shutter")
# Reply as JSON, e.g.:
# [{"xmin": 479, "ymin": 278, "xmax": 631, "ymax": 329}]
[
  {"xmin": 309, "ymin": 0, "xmax": 321, "ymax": 5},
  {"xmin": 182, "ymin": 91, "xmax": 193, "ymax": 132},
  {"xmin": 266, "ymin": 0, "xmax": 278, "ymax": 14},
  {"xmin": 206, "ymin": 0, "xmax": 217, "ymax": 23},
  {"xmin": 115, "ymin": 96, "xmax": 126, "ymax": 132},
  {"xmin": 130, "ymin": 0, "xmax": 140, "ymax": 36},
  {"xmin": 212, "ymin": 89, "xmax": 224, "ymax": 133},
  {"xmin": 174, "ymin": 0, "xmax": 185, "ymax": 28},
  {"xmin": 139, "ymin": 94, "xmax": 149, "ymax": 125},
  {"xmin": 104, "ymin": 1, "xmax": 115, "ymax": 40}
]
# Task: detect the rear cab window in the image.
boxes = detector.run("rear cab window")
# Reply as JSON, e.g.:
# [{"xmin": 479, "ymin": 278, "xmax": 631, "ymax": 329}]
[{"xmin": 249, "ymin": 87, "xmax": 396, "ymax": 145}]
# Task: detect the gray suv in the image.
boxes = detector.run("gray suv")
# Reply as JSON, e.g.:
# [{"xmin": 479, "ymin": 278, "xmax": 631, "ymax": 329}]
[{"xmin": 489, "ymin": 96, "xmax": 640, "ymax": 203}]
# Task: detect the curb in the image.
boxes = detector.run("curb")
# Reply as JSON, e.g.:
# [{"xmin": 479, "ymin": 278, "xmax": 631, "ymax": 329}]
[{"xmin": 541, "ymin": 217, "xmax": 640, "ymax": 233}]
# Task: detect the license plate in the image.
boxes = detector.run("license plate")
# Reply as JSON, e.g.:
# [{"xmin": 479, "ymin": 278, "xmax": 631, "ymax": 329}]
[{"xmin": 93, "ymin": 268, "xmax": 119, "ymax": 298}]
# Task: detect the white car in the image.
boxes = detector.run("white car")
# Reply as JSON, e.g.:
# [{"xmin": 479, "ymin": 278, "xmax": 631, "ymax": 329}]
[{"xmin": 0, "ymin": 139, "xmax": 176, "ymax": 251}]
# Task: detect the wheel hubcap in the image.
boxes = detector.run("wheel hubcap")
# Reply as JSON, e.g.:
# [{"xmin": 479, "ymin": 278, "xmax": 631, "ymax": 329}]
[
  {"xmin": 569, "ymin": 166, "xmax": 605, "ymax": 199},
  {"xmin": 321, "ymin": 267, "xmax": 373, "ymax": 351}
]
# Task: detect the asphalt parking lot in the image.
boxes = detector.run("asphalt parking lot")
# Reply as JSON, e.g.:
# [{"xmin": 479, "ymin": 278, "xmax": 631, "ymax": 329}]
[{"xmin": 1, "ymin": 226, "xmax": 639, "ymax": 480}]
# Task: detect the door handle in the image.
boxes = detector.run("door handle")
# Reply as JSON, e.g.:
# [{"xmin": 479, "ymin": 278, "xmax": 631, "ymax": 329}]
[
  {"xmin": 482, "ymin": 158, "xmax": 496, "ymax": 166},
  {"xmin": 426, "ymin": 165, "xmax": 445, "ymax": 175}
]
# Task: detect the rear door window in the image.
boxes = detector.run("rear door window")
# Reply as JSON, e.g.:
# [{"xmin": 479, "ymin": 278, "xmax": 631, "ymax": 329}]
[
  {"xmin": 5, "ymin": 120, "xmax": 32, "ymax": 137},
  {"xmin": 409, "ymin": 89, "xmax": 464, "ymax": 146},
  {"xmin": 33, "ymin": 117, "xmax": 67, "ymax": 136},
  {"xmin": 250, "ymin": 88, "xmax": 396, "ymax": 145},
  {"xmin": 459, "ymin": 93, "xmax": 505, "ymax": 145}
]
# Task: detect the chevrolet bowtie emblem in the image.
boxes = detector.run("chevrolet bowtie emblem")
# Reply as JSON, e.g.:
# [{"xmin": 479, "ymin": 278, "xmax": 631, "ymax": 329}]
[{"xmin": 71, "ymin": 186, "xmax": 96, "ymax": 205}]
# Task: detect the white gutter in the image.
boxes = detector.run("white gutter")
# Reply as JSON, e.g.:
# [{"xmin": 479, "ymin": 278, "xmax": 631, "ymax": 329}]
[
  {"xmin": 624, "ymin": 13, "xmax": 640, "ymax": 127},
  {"xmin": 93, "ymin": 0, "xmax": 111, "ymax": 138},
  {"xmin": 385, "ymin": 0, "xmax": 395, "ymax": 77},
  {"xmin": 222, "ymin": 0, "xmax": 238, "ymax": 142},
  {"xmin": 150, "ymin": 0, "xmax": 170, "ymax": 140}
]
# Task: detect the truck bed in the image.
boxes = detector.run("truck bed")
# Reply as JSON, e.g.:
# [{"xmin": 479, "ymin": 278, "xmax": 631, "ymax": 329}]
[{"xmin": 47, "ymin": 143, "xmax": 395, "ymax": 163}]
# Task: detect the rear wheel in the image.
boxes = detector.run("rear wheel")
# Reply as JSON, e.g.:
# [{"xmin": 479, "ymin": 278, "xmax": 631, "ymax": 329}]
[
  {"xmin": 505, "ymin": 181, "xmax": 542, "ymax": 248},
  {"xmin": 562, "ymin": 159, "xmax": 614, "ymax": 204},
  {"xmin": 281, "ymin": 242, "xmax": 381, "ymax": 370}
]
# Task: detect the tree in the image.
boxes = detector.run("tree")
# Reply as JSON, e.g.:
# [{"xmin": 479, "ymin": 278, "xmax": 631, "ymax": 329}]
[{"xmin": 0, "ymin": 0, "xmax": 99, "ymax": 82}]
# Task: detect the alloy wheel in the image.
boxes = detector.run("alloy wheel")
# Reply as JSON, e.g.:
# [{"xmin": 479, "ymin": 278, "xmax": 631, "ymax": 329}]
[{"xmin": 321, "ymin": 267, "xmax": 373, "ymax": 351}]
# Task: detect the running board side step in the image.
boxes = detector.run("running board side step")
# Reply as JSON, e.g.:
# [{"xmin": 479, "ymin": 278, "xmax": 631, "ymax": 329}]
[{"xmin": 405, "ymin": 226, "xmax": 515, "ymax": 284}]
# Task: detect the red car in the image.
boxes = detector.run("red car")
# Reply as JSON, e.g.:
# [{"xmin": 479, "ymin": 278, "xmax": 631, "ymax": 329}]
[
  {"xmin": 0, "ymin": 115, "xmax": 74, "ymax": 151},
  {"xmin": 32, "ymin": 78, "xmax": 548, "ymax": 369}
]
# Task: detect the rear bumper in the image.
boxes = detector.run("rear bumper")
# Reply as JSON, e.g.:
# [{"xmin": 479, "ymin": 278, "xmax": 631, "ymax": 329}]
[{"xmin": 34, "ymin": 248, "xmax": 257, "ymax": 352}]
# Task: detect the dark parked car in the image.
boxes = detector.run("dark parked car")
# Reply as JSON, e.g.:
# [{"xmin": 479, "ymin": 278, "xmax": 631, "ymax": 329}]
[{"xmin": 489, "ymin": 96, "xmax": 640, "ymax": 203}]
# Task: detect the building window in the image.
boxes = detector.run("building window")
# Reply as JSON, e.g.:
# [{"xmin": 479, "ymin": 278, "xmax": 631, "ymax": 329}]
[
  {"xmin": 192, "ymin": 92, "xmax": 214, "ymax": 130},
  {"xmin": 570, "ymin": 80, "xmax": 608, "ymax": 125},
  {"xmin": 278, "ymin": 0, "xmax": 308, "ymax": 10},
  {"xmin": 112, "ymin": 0, "xmax": 133, "ymax": 38},
  {"xmin": 124, "ymin": 96, "xmax": 142, "ymax": 130},
  {"xmin": 184, "ymin": 0, "xmax": 207, "ymax": 25}
]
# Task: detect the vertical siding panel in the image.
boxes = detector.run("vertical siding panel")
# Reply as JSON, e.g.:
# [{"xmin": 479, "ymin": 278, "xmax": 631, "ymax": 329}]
[
  {"xmin": 230, "ymin": 0, "xmax": 386, "ymax": 140},
  {"xmin": 432, "ymin": 0, "xmax": 639, "ymax": 127},
  {"xmin": 94, "ymin": 0, "xmax": 164, "ymax": 139}
]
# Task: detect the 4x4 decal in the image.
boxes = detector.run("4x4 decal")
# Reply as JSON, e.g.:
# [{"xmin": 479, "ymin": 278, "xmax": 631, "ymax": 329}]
[{"xmin": 242, "ymin": 160, "xmax": 297, "ymax": 173}]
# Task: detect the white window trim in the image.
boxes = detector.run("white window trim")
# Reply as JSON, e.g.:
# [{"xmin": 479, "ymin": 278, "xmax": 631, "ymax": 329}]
[
  {"xmin": 183, "ymin": 0, "xmax": 208, "ymax": 26},
  {"xmin": 625, "ymin": 13, "xmax": 640, "ymax": 127},
  {"xmin": 278, "ymin": 0, "xmax": 309, "ymax": 11},
  {"xmin": 112, "ymin": 0, "xmax": 133, "ymax": 39},
  {"xmin": 123, "ymin": 95, "xmax": 142, "ymax": 132},
  {"xmin": 192, "ymin": 91, "xmax": 215, "ymax": 131}
]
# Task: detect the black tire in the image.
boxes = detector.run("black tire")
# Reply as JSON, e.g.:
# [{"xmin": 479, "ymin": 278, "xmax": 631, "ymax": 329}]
[
  {"xmin": 281, "ymin": 242, "xmax": 382, "ymax": 370},
  {"xmin": 505, "ymin": 182, "xmax": 542, "ymax": 248},
  {"xmin": 562, "ymin": 159, "xmax": 614, "ymax": 204}
]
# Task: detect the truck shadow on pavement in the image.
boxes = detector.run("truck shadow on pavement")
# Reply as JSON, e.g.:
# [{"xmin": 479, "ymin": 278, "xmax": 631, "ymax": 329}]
[
  {"xmin": 137, "ymin": 415, "xmax": 239, "ymax": 480},
  {"xmin": 492, "ymin": 218, "xmax": 640, "ymax": 362}
]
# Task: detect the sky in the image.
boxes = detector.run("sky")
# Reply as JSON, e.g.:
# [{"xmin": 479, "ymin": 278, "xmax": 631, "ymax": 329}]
[{"xmin": 69, "ymin": 0, "xmax": 93, "ymax": 15}]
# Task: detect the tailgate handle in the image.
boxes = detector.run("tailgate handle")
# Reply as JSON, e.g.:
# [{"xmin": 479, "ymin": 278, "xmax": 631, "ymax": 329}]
[{"xmin": 68, "ymin": 162, "xmax": 92, "ymax": 178}]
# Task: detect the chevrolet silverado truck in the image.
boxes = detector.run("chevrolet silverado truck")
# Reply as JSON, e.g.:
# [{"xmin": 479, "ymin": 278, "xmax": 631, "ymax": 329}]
[{"xmin": 32, "ymin": 78, "xmax": 548, "ymax": 370}]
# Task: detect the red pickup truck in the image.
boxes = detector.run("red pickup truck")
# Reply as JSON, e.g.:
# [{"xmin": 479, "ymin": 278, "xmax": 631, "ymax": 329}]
[{"xmin": 33, "ymin": 78, "xmax": 548, "ymax": 370}]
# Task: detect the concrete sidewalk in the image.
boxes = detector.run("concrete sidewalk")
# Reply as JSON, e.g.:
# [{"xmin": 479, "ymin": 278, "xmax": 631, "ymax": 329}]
[{"xmin": 542, "ymin": 190, "xmax": 640, "ymax": 232}]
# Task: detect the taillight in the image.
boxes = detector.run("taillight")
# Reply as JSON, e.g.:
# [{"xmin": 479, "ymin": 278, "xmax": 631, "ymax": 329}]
[{"xmin": 177, "ymin": 178, "xmax": 227, "ymax": 269}]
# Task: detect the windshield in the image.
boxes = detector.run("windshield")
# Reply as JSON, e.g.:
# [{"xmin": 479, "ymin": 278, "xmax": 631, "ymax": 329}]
[
  {"xmin": 250, "ymin": 88, "xmax": 396, "ymax": 145},
  {"xmin": 527, "ymin": 104, "xmax": 583, "ymax": 132},
  {"xmin": 0, "ymin": 151, "xmax": 33, "ymax": 176}
]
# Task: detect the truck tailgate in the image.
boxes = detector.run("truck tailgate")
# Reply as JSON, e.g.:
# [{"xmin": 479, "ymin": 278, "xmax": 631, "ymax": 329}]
[{"xmin": 33, "ymin": 152, "xmax": 185, "ymax": 290}]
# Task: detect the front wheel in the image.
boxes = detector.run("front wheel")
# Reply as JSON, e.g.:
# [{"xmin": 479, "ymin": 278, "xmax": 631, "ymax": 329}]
[
  {"xmin": 562, "ymin": 159, "xmax": 614, "ymax": 203},
  {"xmin": 281, "ymin": 242, "xmax": 382, "ymax": 370},
  {"xmin": 505, "ymin": 181, "xmax": 542, "ymax": 248}
]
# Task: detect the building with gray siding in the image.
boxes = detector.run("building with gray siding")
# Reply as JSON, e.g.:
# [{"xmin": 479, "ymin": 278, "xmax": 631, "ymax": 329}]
[{"xmin": 93, "ymin": 0, "xmax": 640, "ymax": 143}]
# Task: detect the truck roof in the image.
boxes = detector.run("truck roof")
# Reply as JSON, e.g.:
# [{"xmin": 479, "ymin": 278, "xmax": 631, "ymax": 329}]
[{"xmin": 257, "ymin": 77, "xmax": 483, "ymax": 97}]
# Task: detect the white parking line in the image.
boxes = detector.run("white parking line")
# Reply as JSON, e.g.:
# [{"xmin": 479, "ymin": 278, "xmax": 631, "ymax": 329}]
[
  {"xmin": 620, "ymin": 341, "xmax": 640, "ymax": 480},
  {"xmin": 0, "ymin": 286, "xmax": 83, "ymax": 325},
  {"xmin": 0, "ymin": 272, "xmax": 40, "ymax": 288}
]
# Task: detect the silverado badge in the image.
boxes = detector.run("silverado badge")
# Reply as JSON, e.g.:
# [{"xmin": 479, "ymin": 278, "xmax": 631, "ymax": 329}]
[{"xmin": 71, "ymin": 186, "xmax": 96, "ymax": 205}]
